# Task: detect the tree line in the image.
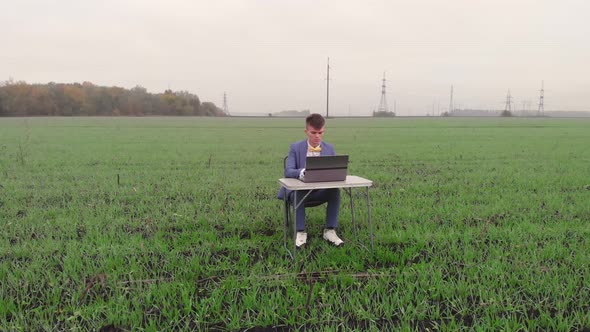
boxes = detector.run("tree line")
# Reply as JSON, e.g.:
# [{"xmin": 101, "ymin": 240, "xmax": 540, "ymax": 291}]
[{"xmin": 0, "ymin": 79, "xmax": 226, "ymax": 117}]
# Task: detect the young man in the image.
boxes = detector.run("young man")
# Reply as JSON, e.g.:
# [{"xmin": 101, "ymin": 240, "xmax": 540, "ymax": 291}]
[{"xmin": 277, "ymin": 113, "xmax": 343, "ymax": 248}]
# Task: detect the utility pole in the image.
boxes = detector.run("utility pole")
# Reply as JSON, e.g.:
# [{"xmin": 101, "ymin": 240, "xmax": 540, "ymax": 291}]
[
  {"xmin": 326, "ymin": 57, "xmax": 330, "ymax": 118},
  {"xmin": 504, "ymin": 90, "xmax": 513, "ymax": 112},
  {"xmin": 449, "ymin": 85, "xmax": 454, "ymax": 114},
  {"xmin": 376, "ymin": 72, "xmax": 390, "ymax": 115},
  {"xmin": 222, "ymin": 91, "xmax": 230, "ymax": 116},
  {"xmin": 538, "ymin": 80, "xmax": 545, "ymax": 116}
]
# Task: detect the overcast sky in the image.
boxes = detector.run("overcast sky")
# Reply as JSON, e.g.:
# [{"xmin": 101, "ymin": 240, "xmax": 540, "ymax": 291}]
[{"xmin": 2, "ymin": 0, "xmax": 589, "ymax": 115}]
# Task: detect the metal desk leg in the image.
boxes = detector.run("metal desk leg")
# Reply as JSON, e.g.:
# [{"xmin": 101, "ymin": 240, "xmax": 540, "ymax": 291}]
[
  {"xmin": 283, "ymin": 194, "xmax": 293, "ymax": 260},
  {"xmin": 348, "ymin": 188, "xmax": 356, "ymax": 236},
  {"xmin": 366, "ymin": 186, "xmax": 374, "ymax": 252},
  {"xmin": 292, "ymin": 191, "xmax": 298, "ymax": 259}
]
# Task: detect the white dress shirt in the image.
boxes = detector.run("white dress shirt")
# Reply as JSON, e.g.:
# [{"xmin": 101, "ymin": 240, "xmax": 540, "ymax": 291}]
[{"xmin": 299, "ymin": 141, "xmax": 321, "ymax": 180}]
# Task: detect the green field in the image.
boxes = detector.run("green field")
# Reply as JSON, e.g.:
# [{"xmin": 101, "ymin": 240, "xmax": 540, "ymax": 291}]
[{"xmin": 1, "ymin": 117, "xmax": 589, "ymax": 331}]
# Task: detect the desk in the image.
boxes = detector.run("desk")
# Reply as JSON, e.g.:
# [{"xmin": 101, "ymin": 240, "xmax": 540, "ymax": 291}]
[{"xmin": 278, "ymin": 175, "xmax": 373, "ymax": 259}]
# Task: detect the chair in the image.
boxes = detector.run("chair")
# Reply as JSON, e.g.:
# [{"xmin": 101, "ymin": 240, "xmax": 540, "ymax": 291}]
[{"xmin": 282, "ymin": 156, "xmax": 325, "ymax": 259}]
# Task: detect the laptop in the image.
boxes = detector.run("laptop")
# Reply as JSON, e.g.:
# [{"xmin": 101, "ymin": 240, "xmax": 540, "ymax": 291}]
[{"xmin": 302, "ymin": 155, "xmax": 349, "ymax": 182}]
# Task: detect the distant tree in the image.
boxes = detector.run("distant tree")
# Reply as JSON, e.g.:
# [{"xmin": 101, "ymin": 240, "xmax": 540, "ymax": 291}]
[
  {"xmin": 5, "ymin": 81, "xmax": 32, "ymax": 116},
  {"xmin": 200, "ymin": 102, "xmax": 225, "ymax": 116},
  {"xmin": 159, "ymin": 90, "xmax": 178, "ymax": 115},
  {"xmin": 0, "ymin": 90, "xmax": 4, "ymax": 116},
  {"xmin": 500, "ymin": 110, "xmax": 513, "ymax": 117},
  {"xmin": 107, "ymin": 86, "xmax": 126, "ymax": 115},
  {"xmin": 29, "ymin": 84, "xmax": 56, "ymax": 115},
  {"xmin": 62, "ymin": 85, "xmax": 84, "ymax": 116},
  {"xmin": 0, "ymin": 80, "xmax": 223, "ymax": 117},
  {"xmin": 124, "ymin": 85, "xmax": 151, "ymax": 116},
  {"xmin": 175, "ymin": 90, "xmax": 201, "ymax": 115}
]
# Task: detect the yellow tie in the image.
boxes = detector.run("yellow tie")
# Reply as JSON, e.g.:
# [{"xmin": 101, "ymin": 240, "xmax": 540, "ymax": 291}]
[{"xmin": 309, "ymin": 146, "xmax": 321, "ymax": 153}]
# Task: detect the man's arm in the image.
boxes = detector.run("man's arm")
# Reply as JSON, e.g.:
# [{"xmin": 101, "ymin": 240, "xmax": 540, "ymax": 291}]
[{"xmin": 285, "ymin": 143, "xmax": 303, "ymax": 179}]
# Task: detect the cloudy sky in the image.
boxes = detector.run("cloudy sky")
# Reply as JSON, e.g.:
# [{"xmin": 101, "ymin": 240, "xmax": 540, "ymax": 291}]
[{"xmin": 2, "ymin": 0, "xmax": 589, "ymax": 115}]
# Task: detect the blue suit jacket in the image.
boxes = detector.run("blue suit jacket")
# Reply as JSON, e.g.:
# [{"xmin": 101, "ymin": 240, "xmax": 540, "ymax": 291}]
[{"xmin": 277, "ymin": 139, "xmax": 336, "ymax": 200}]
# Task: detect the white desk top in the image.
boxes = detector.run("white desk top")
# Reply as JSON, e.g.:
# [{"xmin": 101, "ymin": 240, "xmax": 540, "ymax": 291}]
[{"xmin": 279, "ymin": 175, "xmax": 372, "ymax": 190}]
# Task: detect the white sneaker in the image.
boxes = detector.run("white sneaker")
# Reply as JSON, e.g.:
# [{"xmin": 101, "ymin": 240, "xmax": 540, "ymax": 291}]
[
  {"xmin": 323, "ymin": 229, "xmax": 343, "ymax": 246},
  {"xmin": 296, "ymin": 232, "xmax": 307, "ymax": 248}
]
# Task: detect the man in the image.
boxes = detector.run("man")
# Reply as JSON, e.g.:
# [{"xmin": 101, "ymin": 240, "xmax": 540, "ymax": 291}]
[{"xmin": 277, "ymin": 113, "xmax": 344, "ymax": 248}]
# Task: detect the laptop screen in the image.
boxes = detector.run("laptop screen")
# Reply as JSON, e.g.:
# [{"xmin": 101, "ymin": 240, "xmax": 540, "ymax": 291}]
[
  {"xmin": 305, "ymin": 155, "xmax": 349, "ymax": 170},
  {"xmin": 303, "ymin": 155, "xmax": 349, "ymax": 182}
]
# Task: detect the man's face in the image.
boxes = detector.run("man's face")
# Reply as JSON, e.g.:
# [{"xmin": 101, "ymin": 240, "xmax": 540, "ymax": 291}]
[{"xmin": 305, "ymin": 125, "xmax": 325, "ymax": 147}]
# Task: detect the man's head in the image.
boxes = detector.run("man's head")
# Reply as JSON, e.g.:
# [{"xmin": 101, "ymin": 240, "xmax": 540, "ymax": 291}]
[{"xmin": 305, "ymin": 113, "xmax": 325, "ymax": 147}]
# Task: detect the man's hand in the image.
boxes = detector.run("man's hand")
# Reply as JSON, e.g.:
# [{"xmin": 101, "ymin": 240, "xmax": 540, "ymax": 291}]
[{"xmin": 299, "ymin": 168, "xmax": 305, "ymax": 180}]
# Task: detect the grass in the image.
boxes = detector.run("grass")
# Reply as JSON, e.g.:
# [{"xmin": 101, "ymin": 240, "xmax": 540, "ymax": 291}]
[{"xmin": 0, "ymin": 116, "xmax": 589, "ymax": 331}]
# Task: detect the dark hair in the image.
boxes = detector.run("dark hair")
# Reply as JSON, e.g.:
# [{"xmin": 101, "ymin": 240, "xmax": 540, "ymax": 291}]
[{"xmin": 305, "ymin": 113, "xmax": 325, "ymax": 129}]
